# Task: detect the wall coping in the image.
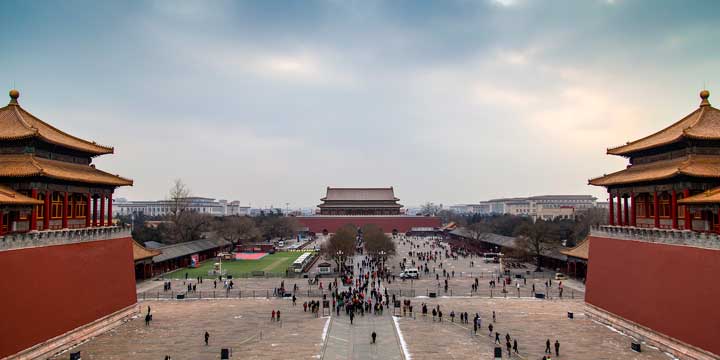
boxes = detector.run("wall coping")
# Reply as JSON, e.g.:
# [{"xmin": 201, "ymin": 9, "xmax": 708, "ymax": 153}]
[
  {"xmin": 591, "ymin": 225, "xmax": 720, "ymax": 251},
  {"xmin": 4, "ymin": 304, "xmax": 138, "ymax": 360},
  {"xmin": 585, "ymin": 303, "xmax": 719, "ymax": 360},
  {"xmin": 0, "ymin": 225, "xmax": 132, "ymax": 252}
]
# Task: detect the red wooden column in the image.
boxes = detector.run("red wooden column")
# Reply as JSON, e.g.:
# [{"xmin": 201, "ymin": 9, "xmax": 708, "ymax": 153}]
[
  {"xmin": 653, "ymin": 191, "xmax": 660, "ymax": 228},
  {"xmin": 30, "ymin": 188, "xmax": 38, "ymax": 231},
  {"xmin": 608, "ymin": 193, "xmax": 615, "ymax": 225},
  {"xmin": 99, "ymin": 194, "xmax": 106, "ymax": 227},
  {"xmin": 617, "ymin": 194, "xmax": 623, "ymax": 226},
  {"xmin": 671, "ymin": 190, "xmax": 678, "ymax": 229},
  {"xmin": 684, "ymin": 189, "xmax": 692, "ymax": 230},
  {"xmin": 62, "ymin": 192, "xmax": 69, "ymax": 229},
  {"xmin": 630, "ymin": 192, "xmax": 636, "ymax": 226},
  {"xmin": 107, "ymin": 192, "xmax": 113, "ymax": 226},
  {"xmin": 85, "ymin": 193, "xmax": 92, "ymax": 228},
  {"xmin": 0, "ymin": 210, "xmax": 4, "ymax": 236},
  {"xmin": 623, "ymin": 195, "xmax": 629, "ymax": 225},
  {"xmin": 43, "ymin": 191, "xmax": 51, "ymax": 230},
  {"xmin": 92, "ymin": 195, "xmax": 98, "ymax": 227}
]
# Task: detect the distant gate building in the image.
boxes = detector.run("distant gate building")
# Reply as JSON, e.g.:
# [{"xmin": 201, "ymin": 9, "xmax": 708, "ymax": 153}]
[{"xmin": 297, "ymin": 187, "xmax": 441, "ymax": 234}]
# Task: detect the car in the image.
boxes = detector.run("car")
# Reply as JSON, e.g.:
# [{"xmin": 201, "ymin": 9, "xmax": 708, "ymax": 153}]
[
  {"xmin": 399, "ymin": 269, "xmax": 419, "ymax": 279},
  {"xmin": 554, "ymin": 273, "xmax": 567, "ymax": 280}
]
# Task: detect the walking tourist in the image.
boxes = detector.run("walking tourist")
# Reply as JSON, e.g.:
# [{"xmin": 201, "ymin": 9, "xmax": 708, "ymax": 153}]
[
  {"xmin": 204, "ymin": 331, "xmax": 209, "ymax": 346},
  {"xmin": 555, "ymin": 340, "xmax": 560, "ymax": 357}
]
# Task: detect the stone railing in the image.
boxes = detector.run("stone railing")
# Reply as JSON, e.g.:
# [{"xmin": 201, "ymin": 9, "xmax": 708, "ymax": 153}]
[
  {"xmin": 591, "ymin": 225, "xmax": 720, "ymax": 250},
  {"xmin": 0, "ymin": 225, "xmax": 132, "ymax": 252}
]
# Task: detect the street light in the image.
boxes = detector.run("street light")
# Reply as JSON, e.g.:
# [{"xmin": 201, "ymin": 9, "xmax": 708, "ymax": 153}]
[
  {"xmin": 336, "ymin": 250, "xmax": 344, "ymax": 272},
  {"xmin": 379, "ymin": 250, "xmax": 387, "ymax": 275}
]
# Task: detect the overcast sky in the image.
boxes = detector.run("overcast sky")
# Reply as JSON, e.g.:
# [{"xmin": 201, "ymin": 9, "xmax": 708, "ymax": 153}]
[{"xmin": 2, "ymin": 0, "xmax": 719, "ymax": 208}]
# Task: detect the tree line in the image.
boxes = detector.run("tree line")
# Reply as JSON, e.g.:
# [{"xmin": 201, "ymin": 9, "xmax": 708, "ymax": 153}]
[
  {"xmin": 320, "ymin": 224, "xmax": 397, "ymax": 269},
  {"xmin": 454, "ymin": 208, "xmax": 607, "ymax": 271}
]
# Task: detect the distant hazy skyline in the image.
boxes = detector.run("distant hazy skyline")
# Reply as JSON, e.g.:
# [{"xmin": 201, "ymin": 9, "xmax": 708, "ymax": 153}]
[{"xmin": 2, "ymin": 0, "xmax": 719, "ymax": 208}]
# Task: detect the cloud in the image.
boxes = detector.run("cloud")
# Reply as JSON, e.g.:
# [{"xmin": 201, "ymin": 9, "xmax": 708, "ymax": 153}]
[{"xmin": 490, "ymin": 0, "xmax": 520, "ymax": 7}]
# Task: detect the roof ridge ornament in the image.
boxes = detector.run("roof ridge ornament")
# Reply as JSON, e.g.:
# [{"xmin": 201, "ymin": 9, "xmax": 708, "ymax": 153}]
[
  {"xmin": 700, "ymin": 89, "xmax": 710, "ymax": 107},
  {"xmin": 8, "ymin": 89, "xmax": 19, "ymax": 105}
]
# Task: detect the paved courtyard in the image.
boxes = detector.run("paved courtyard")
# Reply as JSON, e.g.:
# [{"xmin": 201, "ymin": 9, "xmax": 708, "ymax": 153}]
[
  {"xmin": 383, "ymin": 236, "xmax": 585, "ymax": 298},
  {"xmin": 55, "ymin": 297, "xmax": 673, "ymax": 360},
  {"xmin": 53, "ymin": 300, "xmax": 327, "ymax": 360},
  {"xmin": 395, "ymin": 298, "xmax": 671, "ymax": 360},
  {"xmin": 83, "ymin": 236, "xmax": 671, "ymax": 359}
]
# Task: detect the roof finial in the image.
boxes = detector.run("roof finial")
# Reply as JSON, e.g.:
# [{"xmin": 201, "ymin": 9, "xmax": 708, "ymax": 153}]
[
  {"xmin": 8, "ymin": 89, "xmax": 19, "ymax": 105},
  {"xmin": 700, "ymin": 89, "xmax": 710, "ymax": 107}
]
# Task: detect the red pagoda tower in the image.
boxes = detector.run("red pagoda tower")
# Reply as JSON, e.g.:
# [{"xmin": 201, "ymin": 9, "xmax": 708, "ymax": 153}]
[
  {"xmin": 586, "ymin": 90, "xmax": 720, "ymax": 359},
  {"xmin": 0, "ymin": 90, "xmax": 138, "ymax": 359},
  {"xmin": 0, "ymin": 89, "xmax": 132, "ymax": 234}
]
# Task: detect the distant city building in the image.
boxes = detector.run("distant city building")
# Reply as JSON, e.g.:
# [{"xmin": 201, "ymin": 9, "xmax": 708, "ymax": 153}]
[
  {"xmin": 452, "ymin": 195, "xmax": 600, "ymax": 221},
  {"xmin": 449, "ymin": 204, "xmax": 490, "ymax": 214},
  {"xmin": 114, "ymin": 197, "xmax": 249, "ymax": 217}
]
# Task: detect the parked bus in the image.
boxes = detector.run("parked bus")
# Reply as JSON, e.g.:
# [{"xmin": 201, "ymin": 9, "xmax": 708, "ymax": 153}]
[{"xmin": 291, "ymin": 252, "xmax": 314, "ymax": 273}]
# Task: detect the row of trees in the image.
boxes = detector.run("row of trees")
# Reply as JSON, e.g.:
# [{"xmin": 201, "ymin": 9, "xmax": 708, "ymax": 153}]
[
  {"xmin": 320, "ymin": 224, "xmax": 397, "ymax": 269},
  {"xmin": 458, "ymin": 209, "xmax": 607, "ymax": 271},
  {"xmin": 121, "ymin": 179, "xmax": 300, "ymax": 245}
]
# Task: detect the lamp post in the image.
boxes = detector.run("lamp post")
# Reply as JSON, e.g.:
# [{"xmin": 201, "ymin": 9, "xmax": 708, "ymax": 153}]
[
  {"xmin": 379, "ymin": 250, "xmax": 386, "ymax": 273},
  {"xmin": 336, "ymin": 250, "xmax": 344, "ymax": 272}
]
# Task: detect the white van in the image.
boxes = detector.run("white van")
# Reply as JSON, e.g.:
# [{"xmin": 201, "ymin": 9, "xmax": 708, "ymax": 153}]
[{"xmin": 400, "ymin": 268, "xmax": 419, "ymax": 279}]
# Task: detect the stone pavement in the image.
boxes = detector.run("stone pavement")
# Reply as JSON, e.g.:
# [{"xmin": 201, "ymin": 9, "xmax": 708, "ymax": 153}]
[
  {"xmin": 322, "ymin": 253, "xmax": 404, "ymax": 360},
  {"xmin": 394, "ymin": 298, "xmax": 672, "ymax": 360},
  {"xmin": 322, "ymin": 314, "xmax": 403, "ymax": 360},
  {"xmin": 52, "ymin": 300, "xmax": 326, "ymax": 360},
  {"xmin": 383, "ymin": 236, "xmax": 584, "ymax": 299}
]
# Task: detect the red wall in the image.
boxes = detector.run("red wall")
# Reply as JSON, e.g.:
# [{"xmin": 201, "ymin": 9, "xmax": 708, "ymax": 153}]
[
  {"xmin": 586, "ymin": 236, "xmax": 720, "ymax": 355},
  {"xmin": 296, "ymin": 216, "xmax": 442, "ymax": 234},
  {"xmin": 0, "ymin": 237, "xmax": 137, "ymax": 358}
]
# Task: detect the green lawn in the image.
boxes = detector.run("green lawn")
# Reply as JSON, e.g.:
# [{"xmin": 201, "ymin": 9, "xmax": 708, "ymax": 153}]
[{"xmin": 166, "ymin": 251, "xmax": 312, "ymax": 278}]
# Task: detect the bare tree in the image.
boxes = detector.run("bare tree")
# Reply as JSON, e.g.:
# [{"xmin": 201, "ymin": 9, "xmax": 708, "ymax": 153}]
[
  {"xmin": 321, "ymin": 225, "xmax": 356, "ymax": 271},
  {"xmin": 261, "ymin": 216, "xmax": 300, "ymax": 240},
  {"xmin": 168, "ymin": 178, "xmax": 191, "ymax": 220},
  {"xmin": 514, "ymin": 220, "xmax": 560, "ymax": 272},
  {"xmin": 420, "ymin": 202, "xmax": 442, "ymax": 216},
  {"xmin": 571, "ymin": 208, "xmax": 607, "ymax": 244},
  {"xmin": 162, "ymin": 179, "xmax": 211, "ymax": 243},
  {"xmin": 465, "ymin": 221, "xmax": 494, "ymax": 243},
  {"xmin": 437, "ymin": 209, "xmax": 463, "ymax": 224},
  {"xmin": 362, "ymin": 225, "xmax": 396, "ymax": 257},
  {"xmin": 214, "ymin": 216, "xmax": 260, "ymax": 247}
]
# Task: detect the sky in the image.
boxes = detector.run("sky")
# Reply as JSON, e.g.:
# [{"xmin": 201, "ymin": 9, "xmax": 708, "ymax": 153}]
[{"xmin": 1, "ymin": 0, "xmax": 719, "ymax": 209}]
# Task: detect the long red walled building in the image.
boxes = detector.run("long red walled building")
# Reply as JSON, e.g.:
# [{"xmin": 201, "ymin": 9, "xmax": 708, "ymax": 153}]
[
  {"xmin": 0, "ymin": 236, "xmax": 136, "ymax": 358},
  {"xmin": 586, "ymin": 235, "xmax": 720, "ymax": 356},
  {"xmin": 296, "ymin": 216, "xmax": 442, "ymax": 234}
]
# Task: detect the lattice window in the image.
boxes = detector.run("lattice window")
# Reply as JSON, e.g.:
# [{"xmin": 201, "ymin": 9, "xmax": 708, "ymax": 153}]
[
  {"xmin": 74, "ymin": 194, "xmax": 87, "ymax": 218},
  {"xmin": 51, "ymin": 192, "xmax": 63, "ymax": 219}
]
